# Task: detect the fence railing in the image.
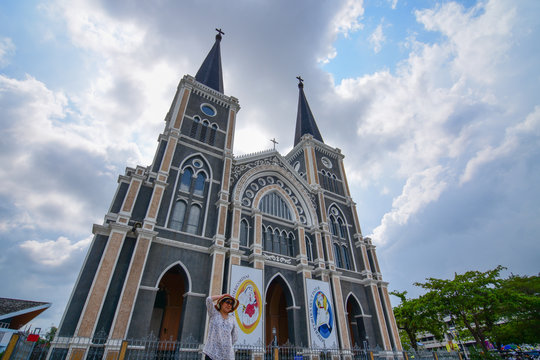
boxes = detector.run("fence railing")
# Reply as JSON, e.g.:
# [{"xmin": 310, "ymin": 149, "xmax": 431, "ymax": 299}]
[{"xmin": 2, "ymin": 333, "xmax": 464, "ymax": 360}]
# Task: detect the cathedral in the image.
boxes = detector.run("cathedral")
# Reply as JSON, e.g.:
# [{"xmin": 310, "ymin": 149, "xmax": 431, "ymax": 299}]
[{"xmin": 54, "ymin": 30, "xmax": 401, "ymax": 359}]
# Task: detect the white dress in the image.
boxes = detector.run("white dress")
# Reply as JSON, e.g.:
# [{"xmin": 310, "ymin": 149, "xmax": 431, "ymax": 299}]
[{"xmin": 203, "ymin": 297, "xmax": 238, "ymax": 360}]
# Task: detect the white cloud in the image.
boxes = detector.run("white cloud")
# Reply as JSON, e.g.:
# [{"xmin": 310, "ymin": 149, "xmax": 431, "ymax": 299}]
[
  {"xmin": 0, "ymin": 37, "xmax": 15, "ymax": 67},
  {"xmin": 369, "ymin": 23, "xmax": 386, "ymax": 53},
  {"xmin": 20, "ymin": 236, "xmax": 92, "ymax": 266}
]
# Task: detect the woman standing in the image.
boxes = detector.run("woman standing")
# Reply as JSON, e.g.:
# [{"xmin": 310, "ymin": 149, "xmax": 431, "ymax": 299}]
[{"xmin": 203, "ymin": 294, "xmax": 239, "ymax": 360}]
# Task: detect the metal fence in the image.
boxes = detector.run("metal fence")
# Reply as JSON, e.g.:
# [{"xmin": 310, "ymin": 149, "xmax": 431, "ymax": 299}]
[{"xmin": 2, "ymin": 333, "xmax": 463, "ymax": 360}]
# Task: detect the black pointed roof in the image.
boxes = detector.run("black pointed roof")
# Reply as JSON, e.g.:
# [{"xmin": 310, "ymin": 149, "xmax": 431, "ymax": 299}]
[
  {"xmin": 294, "ymin": 77, "xmax": 323, "ymax": 146},
  {"xmin": 195, "ymin": 30, "xmax": 224, "ymax": 93}
]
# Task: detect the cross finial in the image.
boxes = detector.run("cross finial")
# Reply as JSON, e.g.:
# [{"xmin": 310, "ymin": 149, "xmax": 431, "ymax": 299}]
[
  {"xmin": 296, "ymin": 75, "xmax": 304, "ymax": 88},
  {"xmin": 270, "ymin": 138, "xmax": 279, "ymax": 150},
  {"xmin": 216, "ymin": 28, "xmax": 225, "ymax": 36}
]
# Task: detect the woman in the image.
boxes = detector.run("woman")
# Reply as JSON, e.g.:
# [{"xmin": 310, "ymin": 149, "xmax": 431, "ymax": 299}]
[{"xmin": 203, "ymin": 294, "xmax": 239, "ymax": 360}]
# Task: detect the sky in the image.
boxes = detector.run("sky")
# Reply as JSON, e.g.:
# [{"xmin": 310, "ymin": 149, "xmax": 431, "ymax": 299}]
[{"xmin": 1, "ymin": 0, "xmax": 539, "ymax": 334}]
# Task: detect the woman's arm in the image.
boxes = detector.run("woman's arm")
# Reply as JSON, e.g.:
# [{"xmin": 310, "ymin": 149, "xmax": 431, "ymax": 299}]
[{"xmin": 231, "ymin": 321, "xmax": 238, "ymax": 344}]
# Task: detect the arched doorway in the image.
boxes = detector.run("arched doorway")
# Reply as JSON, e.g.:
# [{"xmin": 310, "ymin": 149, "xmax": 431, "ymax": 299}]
[
  {"xmin": 265, "ymin": 277, "xmax": 292, "ymax": 345},
  {"xmin": 150, "ymin": 265, "xmax": 186, "ymax": 341},
  {"xmin": 347, "ymin": 296, "xmax": 367, "ymax": 348}
]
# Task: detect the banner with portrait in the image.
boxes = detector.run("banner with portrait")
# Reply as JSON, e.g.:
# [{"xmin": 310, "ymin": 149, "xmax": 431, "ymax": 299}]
[
  {"xmin": 305, "ymin": 278, "xmax": 338, "ymax": 348},
  {"xmin": 230, "ymin": 265, "xmax": 264, "ymax": 346}
]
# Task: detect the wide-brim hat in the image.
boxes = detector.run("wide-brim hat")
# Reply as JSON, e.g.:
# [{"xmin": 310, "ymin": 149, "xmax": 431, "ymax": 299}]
[{"xmin": 215, "ymin": 294, "xmax": 239, "ymax": 313}]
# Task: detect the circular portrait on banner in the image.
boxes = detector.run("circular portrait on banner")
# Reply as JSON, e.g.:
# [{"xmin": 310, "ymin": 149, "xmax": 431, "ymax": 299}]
[
  {"xmin": 235, "ymin": 280, "xmax": 262, "ymax": 334},
  {"xmin": 312, "ymin": 291, "xmax": 333, "ymax": 339}
]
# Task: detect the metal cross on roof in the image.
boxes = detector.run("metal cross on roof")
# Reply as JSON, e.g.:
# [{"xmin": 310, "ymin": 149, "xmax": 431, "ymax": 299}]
[
  {"xmin": 216, "ymin": 28, "xmax": 225, "ymax": 36},
  {"xmin": 296, "ymin": 76, "xmax": 304, "ymax": 84},
  {"xmin": 270, "ymin": 138, "xmax": 279, "ymax": 150}
]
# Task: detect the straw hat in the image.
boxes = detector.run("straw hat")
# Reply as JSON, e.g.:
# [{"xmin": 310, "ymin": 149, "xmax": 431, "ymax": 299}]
[{"xmin": 215, "ymin": 294, "xmax": 239, "ymax": 313}]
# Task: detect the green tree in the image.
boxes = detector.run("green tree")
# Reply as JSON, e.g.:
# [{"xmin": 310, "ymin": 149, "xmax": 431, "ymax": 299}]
[
  {"xmin": 489, "ymin": 274, "xmax": 540, "ymax": 346},
  {"xmin": 390, "ymin": 290, "xmax": 446, "ymax": 351},
  {"xmin": 414, "ymin": 266, "xmax": 506, "ymax": 353}
]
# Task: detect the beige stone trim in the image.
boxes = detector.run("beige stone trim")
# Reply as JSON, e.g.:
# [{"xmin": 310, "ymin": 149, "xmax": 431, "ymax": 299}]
[
  {"xmin": 297, "ymin": 227, "xmax": 306, "ymax": 256},
  {"xmin": 110, "ymin": 235, "xmax": 152, "ymax": 339},
  {"xmin": 146, "ymin": 185, "xmax": 164, "ymax": 220},
  {"xmin": 173, "ymin": 89, "xmax": 191, "ymax": 130},
  {"xmin": 121, "ymin": 179, "xmax": 142, "ymax": 213},
  {"xmin": 315, "ymin": 232, "xmax": 324, "ymax": 262},
  {"xmin": 210, "ymin": 253, "xmax": 225, "ymax": 296},
  {"xmin": 77, "ymin": 231, "xmax": 126, "ymax": 337},
  {"xmin": 382, "ymin": 286, "xmax": 402, "ymax": 350},
  {"xmin": 159, "ymin": 137, "xmax": 178, "ymax": 173},
  {"xmin": 68, "ymin": 348, "xmax": 86, "ymax": 360},
  {"xmin": 331, "ymin": 276, "xmax": 351, "ymax": 349},
  {"xmin": 217, "ymin": 205, "xmax": 227, "ymax": 236},
  {"xmin": 310, "ymin": 147, "xmax": 319, "ymax": 185},
  {"xmin": 370, "ymin": 284, "xmax": 392, "ymax": 350},
  {"xmin": 222, "ymin": 157, "xmax": 232, "ymax": 192},
  {"xmin": 254, "ymin": 213, "xmax": 262, "ymax": 246},
  {"xmin": 361, "ymin": 246, "xmax": 371, "ymax": 272},
  {"xmin": 231, "ymin": 208, "xmax": 241, "ymax": 240},
  {"xmin": 318, "ymin": 193, "xmax": 327, "ymax": 223},
  {"xmin": 304, "ymin": 150, "xmax": 312, "ymax": 184},
  {"xmin": 226, "ymin": 110, "xmax": 236, "ymax": 150}
]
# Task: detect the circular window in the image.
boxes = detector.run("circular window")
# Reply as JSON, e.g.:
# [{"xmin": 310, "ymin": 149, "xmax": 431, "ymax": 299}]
[
  {"xmin": 293, "ymin": 161, "xmax": 300, "ymax": 171},
  {"xmin": 201, "ymin": 104, "xmax": 216, "ymax": 117},
  {"xmin": 321, "ymin": 157, "xmax": 332, "ymax": 169},
  {"xmin": 193, "ymin": 160, "xmax": 202, "ymax": 168}
]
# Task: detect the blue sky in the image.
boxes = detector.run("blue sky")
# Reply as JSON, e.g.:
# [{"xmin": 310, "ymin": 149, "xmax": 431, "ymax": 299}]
[{"xmin": 1, "ymin": 0, "xmax": 539, "ymax": 333}]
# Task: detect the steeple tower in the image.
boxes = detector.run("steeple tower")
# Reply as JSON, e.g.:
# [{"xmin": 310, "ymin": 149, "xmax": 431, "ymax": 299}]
[
  {"xmin": 294, "ymin": 76, "xmax": 323, "ymax": 146},
  {"xmin": 195, "ymin": 28, "xmax": 225, "ymax": 93}
]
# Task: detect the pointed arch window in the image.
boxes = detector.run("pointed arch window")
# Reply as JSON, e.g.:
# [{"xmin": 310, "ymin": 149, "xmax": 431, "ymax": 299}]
[
  {"xmin": 305, "ymin": 236, "xmax": 313, "ymax": 262},
  {"xmin": 185, "ymin": 205, "xmax": 201, "ymax": 234},
  {"xmin": 199, "ymin": 120, "xmax": 209, "ymax": 142},
  {"xmin": 209, "ymin": 124, "xmax": 218, "ymax": 146},
  {"xmin": 333, "ymin": 243, "xmax": 343, "ymax": 268},
  {"xmin": 180, "ymin": 169, "xmax": 193, "ymax": 191},
  {"xmin": 259, "ymin": 192, "xmax": 292, "ymax": 221},
  {"xmin": 190, "ymin": 116, "xmax": 200, "ymax": 138},
  {"xmin": 194, "ymin": 173, "xmax": 206, "ymax": 196},
  {"xmin": 342, "ymin": 245, "xmax": 351, "ymax": 270},
  {"xmin": 170, "ymin": 201, "xmax": 186, "ymax": 231},
  {"xmin": 240, "ymin": 219, "xmax": 249, "ymax": 247},
  {"xmin": 264, "ymin": 227, "xmax": 272, "ymax": 251}
]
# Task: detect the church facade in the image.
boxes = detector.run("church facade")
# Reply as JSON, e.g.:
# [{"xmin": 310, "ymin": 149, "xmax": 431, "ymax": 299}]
[{"xmin": 55, "ymin": 31, "xmax": 401, "ymax": 359}]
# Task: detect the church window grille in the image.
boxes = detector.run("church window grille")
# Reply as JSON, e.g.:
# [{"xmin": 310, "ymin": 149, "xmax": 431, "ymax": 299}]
[
  {"xmin": 334, "ymin": 242, "xmax": 343, "ymax": 268},
  {"xmin": 209, "ymin": 124, "xmax": 218, "ymax": 146},
  {"xmin": 190, "ymin": 116, "xmax": 200, "ymax": 138},
  {"xmin": 264, "ymin": 227, "xmax": 272, "ymax": 251},
  {"xmin": 199, "ymin": 120, "xmax": 209, "ymax": 143},
  {"xmin": 305, "ymin": 236, "xmax": 313, "ymax": 261},
  {"xmin": 185, "ymin": 205, "xmax": 201, "ymax": 234},
  {"xmin": 194, "ymin": 173, "xmax": 206, "ymax": 196},
  {"xmin": 272, "ymin": 229, "xmax": 280, "ymax": 254},
  {"xmin": 170, "ymin": 201, "xmax": 186, "ymax": 231},
  {"xmin": 240, "ymin": 219, "xmax": 249, "ymax": 247},
  {"xmin": 263, "ymin": 226, "xmax": 296, "ymax": 257},
  {"xmin": 342, "ymin": 245, "xmax": 351, "ymax": 270},
  {"xmin": 259, "ymin": 192, "xmax": 292, "ymax": 221},
  {"xmin": 287, "ymin": 233, "xmax": 295, "ymax": 257},
  {"xmin": 338, "ymin": 218, "xmax": 346, "ymax": 238},
  {"xmin": 180, "ymin": 169, "xmax": 193, "ymax": 191}
]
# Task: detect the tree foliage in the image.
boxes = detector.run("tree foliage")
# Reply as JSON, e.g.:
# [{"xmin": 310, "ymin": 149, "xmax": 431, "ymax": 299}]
[{"xmin": 392, "ymin": 266, "xmax": 539, "ymax": 354}]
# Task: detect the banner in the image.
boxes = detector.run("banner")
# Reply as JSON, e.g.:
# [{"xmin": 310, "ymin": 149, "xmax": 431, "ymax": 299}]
[
  {"xmin": 230, "ymin": 265, "xmax": 263, "ymax": 345},
  {"xmin": 306, "ymin": 278, "xmax": 338, "ymax": 348}
]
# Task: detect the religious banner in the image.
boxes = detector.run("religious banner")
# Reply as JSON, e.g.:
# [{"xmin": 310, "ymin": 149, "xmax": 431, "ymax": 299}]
[
  {"xmin": 305, "ymin": 278, "xmax": 338, "ymax": 348},
  {"xmin": 230, "ymin": 265, "xmax": 263, "ymax": 346}
]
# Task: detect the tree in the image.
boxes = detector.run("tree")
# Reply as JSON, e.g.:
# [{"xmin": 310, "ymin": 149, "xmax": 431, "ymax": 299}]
[
  {"xmin": 489, "ymin": 274, "xmax": 540, "ymax": 347},
  {"xmin": 390, "ymin": 291, "xmax": 446, "ymax": 351},
  {"xmin": 414, "ymin": 266, "xmax": 506, "ymax": 353},
  {"xmin": 45, "ymin": 326, "xmax": 57, "ymax": 343}
]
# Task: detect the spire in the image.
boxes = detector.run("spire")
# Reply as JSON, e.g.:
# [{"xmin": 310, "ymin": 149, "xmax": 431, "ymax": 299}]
[
  {"xmin": 195, "ymin": 29, "xmax": 225, "ymax": 93},
  {"xmin": 294, "ymin": 76, "xmax": 323, "ymax": 146}
]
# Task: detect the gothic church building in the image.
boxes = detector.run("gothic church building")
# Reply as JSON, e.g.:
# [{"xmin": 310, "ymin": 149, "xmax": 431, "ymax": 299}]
[{"xmin": 55, "ymin": 31, "xmax": 401, "ymax": 358}]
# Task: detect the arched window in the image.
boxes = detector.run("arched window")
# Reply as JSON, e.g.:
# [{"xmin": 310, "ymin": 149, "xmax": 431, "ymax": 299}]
[
  {"xmin": 240, "ymin": 219, "xmax": 249, "ymax": 247},
  {"xmin": 186, "ymin": 205, "xmax": 201, "ymax": 234},
  {"xmin": 272, "ymin": 229, "xmax": 280, "ymax": 254},
  {"xmin": 342, "ymin": 245, "xmax": 351, "ymax": 270},
  {"xmin": 180, "ymin": 169, "xmax": 192, "ymax": 191},
  {"xmin": 193, "ymin": 173, "xmax": 205, "ymax": 196},
  {"xmin": 264, "ymin": 227, "xmax": 272, "ymax": 251},
  {"xmin": 334, "ymin": 243, "xmax": 343, "ymax": 268},
  {"xmin": 338, "ymin": 218, "xmax": 346, "ymax": 238},
  {"xmin": 305, "ymin": 236, "xmax": 313, "ymax": 261},
  {"xmin": 280, "ymin": 231, "xmax": 288, "ymax": 255},
  {"xmin": 287, "ymin": 233, "xmax": 295, "ymax": 257},
  {"xmin": 209, "ymin": 124, "xmax": 218, "ymax": 146},
  {"xmin": 329, "ymin": 216, "xmax": 339, "ymax": 237},
  {"xmin": 170, "ymin": 201, "xmax": 186, "ymax": 231},
  {"xmin": 199, "ymin": 120, "xmax": 209, "ymax": 142},
  {"xmin": 259, "ymin": 192, "xmax": 292, "ymax": 221},
  {"xmin": 190, "ymin": 116, "xmax": 200, "ymax": 138}
]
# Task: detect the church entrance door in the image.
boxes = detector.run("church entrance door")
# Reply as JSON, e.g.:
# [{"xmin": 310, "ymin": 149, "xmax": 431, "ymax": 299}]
[
  {"xmin": 265, "ymin": 278, "xmax": 291, "ymax": 345},
  {"xmin": 150, "ymin": 265, "xmax": 186, "ymax": 342},
  {"xmin": 347, "ymin": 297, "xmax": 367, "ymax": 348}
]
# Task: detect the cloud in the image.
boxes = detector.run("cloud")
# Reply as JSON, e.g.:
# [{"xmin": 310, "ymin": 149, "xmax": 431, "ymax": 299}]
[
  {"xmin": 20, "ymin": 236, "xmax": 92, "ymax": 266},
  {"xmin": 369, "ymin": 23, "xmax": 386, "ymax": 53},
  {"xmin": 0, "ymin": 37, "xmax": 15, "ymax": 67}
]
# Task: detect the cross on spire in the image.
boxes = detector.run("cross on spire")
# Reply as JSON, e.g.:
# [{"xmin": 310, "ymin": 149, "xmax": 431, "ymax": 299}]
[
  {"xmin": 270, "ymin": 138, "xmax": 279, "ymax": 150},
  {"xmin": 296, "ymin": 75, "xmax": 304, "ymax": 88},
  {"xmin": 215, "ymin": 28, "xmax": 225, "ymax": 37}
]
